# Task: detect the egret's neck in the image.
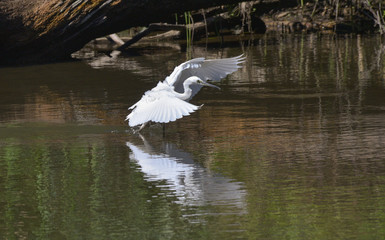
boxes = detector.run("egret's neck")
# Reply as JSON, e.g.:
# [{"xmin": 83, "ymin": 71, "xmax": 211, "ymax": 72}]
[{"xmin": 173, "ymin": 78, "xmax": 195, "ymax": 101}]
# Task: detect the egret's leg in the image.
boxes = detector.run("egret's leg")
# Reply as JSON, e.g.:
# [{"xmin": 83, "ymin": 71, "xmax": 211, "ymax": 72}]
[
  {"xmin": 162, "ymin": 123, "xmax": 166, "ymax": 137},
  {"xmin": 134, "ymin": 122, "xmax": 148, "ymax": 134},
  {"xmin": 139, "ymin": 122, "xmax": 148, "ymax": 131}
]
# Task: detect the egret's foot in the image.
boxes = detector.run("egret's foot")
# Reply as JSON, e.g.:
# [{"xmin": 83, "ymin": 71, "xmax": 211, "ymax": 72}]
[{"xmin": 130, "ymin": 128, "xmax": 138, "ymax": 134}]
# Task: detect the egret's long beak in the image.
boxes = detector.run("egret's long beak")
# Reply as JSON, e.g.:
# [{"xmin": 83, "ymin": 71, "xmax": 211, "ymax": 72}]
[{"xmin": 202, "ymin": 81, "xmax": 221, "ymax": 90}]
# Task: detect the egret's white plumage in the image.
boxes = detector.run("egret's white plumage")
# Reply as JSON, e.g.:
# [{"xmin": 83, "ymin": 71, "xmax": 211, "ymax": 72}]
[{"xmin": 126, "ymin": 55, "xmax": 244, "ymax": 130}]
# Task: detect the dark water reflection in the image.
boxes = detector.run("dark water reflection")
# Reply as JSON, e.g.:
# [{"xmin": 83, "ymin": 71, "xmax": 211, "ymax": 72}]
[{"xmin": 1, "ymin": 34, "xmax": 385, "ymax": 239}]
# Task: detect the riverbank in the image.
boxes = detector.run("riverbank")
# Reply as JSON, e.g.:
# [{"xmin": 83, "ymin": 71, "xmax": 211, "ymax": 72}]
[
  {"xmin": 98, "ymin": 1, "xmax": 380, "ymax": 52},
  {"xmin": 0, "ymin": 0, "xmax": 383, "ymax": 65},
  {"xmin": 261, "ymin": 1, "xmax": 376, "ymax": 34}
]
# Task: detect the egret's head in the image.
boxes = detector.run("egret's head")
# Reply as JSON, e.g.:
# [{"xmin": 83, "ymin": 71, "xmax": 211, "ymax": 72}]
[{"xmin": 189, "ymin": 76, "xmax": 220, "ymax": 90}]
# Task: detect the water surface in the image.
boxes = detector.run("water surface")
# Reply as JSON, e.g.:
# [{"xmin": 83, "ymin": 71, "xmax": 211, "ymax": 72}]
[{"xmin": 1, "ymin": 34, "xmax": 385, "ymax": 239}]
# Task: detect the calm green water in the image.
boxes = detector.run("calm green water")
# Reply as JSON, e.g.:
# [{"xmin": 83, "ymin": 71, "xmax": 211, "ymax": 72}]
[{"xmin": 1, "ymin": 34, "xmax": 385, "ymax": 239}]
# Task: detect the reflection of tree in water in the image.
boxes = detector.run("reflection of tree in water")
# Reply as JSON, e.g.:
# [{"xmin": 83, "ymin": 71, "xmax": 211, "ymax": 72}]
[
  {"xmin": 1, "ymin": 133, "xmax": 246, "ymax": 239},
  {"xmin": 4, "ymin": 35, "xmax": 385, "ymax": 128},
  {"xmin": 221, "ymin": 34, "xmax": 385, "ymax": 137}
]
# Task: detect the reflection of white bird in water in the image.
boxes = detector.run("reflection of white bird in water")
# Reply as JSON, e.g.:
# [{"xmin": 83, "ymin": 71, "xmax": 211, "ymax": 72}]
[
  {"xmin": 126, "ymin": 55, "xmax": 245, "ymax": 131},
  {"xmin": 126, "ymin": 134, "xmax": 246, "ymax": 207}
]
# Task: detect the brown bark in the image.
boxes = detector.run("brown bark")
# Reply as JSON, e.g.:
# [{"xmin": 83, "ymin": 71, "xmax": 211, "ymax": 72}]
[{"xmin": 0, "ymin": 0, "xmax": 256, "ymax": 65}]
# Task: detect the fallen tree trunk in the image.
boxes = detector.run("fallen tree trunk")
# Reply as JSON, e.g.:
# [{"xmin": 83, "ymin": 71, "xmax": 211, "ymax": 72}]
[
  {"xmin": 116, "ymin": 11, "xmax": 267, "ymax": 50},
  {"xmin": 117, "ymin": 23, "xmax": 187, "ymax": 50},
  {"xmin": 0, "ymin": 0, "xmax": 258, "ymax": 65}
]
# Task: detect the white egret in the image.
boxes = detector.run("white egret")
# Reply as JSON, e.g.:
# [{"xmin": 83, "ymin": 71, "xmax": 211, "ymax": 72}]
[{"xmin": 126, "ymin": 55, "xmax": 245, "ymax": 131}]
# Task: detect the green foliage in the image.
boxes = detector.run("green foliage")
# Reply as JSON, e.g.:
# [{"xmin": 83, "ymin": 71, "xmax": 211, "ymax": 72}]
[{"xmin": 184, "ymin": 11, "xmax": 193, "ymax": 59}]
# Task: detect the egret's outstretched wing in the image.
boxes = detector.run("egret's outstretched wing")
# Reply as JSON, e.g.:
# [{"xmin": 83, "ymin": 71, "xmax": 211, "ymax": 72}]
[
  {"xmin": 165, "ymin": 55, "xmax": 245, "ymax": 96},
  {"xmin": 126, "ymin": 91, "xmax": 200, "ymax": 127}
]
